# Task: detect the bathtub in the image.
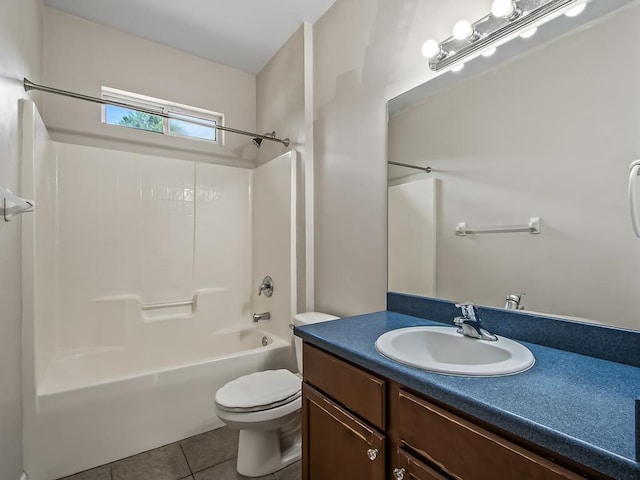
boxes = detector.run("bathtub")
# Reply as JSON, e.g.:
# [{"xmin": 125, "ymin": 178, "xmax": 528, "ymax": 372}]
[{"xmin": 23, "ymin": 327, "xmax": 293, "ymax": 480}]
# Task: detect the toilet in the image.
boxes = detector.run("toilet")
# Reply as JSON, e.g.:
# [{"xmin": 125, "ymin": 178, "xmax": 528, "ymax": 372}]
[{"xmin": 214, "ymin": 312, "xmax": 339, "ymax": 477}]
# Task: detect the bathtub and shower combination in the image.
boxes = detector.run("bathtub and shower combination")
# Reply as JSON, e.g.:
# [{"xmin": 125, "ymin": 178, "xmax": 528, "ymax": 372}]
[
  {"xmin": 20, "ymin": 100, "xmax": 298, "ymax": 480},
  {"xmin": 27, "ymin": 320, "xmax": 293, "ymax": 480}
]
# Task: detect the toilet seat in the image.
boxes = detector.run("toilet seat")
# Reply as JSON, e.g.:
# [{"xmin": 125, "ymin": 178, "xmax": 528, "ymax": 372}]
[
  {"xmin": 215, "ymin": 369, "xmax": 301, "ymax": 413},
  {"xmin": 216, "ymin": 391, "xmax": 301, "ymax": 413},
  {"xmin": 215, "ymin": 396, "xmax": 302, "ymax": 428}
]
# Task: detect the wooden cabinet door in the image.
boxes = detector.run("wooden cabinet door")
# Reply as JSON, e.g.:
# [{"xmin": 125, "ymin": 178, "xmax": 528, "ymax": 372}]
[{"xmin": 302, "ymin": 383, "xmax": 385, "ymax": 480}]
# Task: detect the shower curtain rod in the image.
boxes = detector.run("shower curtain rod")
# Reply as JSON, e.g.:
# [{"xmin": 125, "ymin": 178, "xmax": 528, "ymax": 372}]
[
  {"xmin": 23, "ymin": 78, "xmax": 290, "ymax": 147},
  {"xmin": 388, "ymin": 161, "xmax": 432, "ymax": 173}
]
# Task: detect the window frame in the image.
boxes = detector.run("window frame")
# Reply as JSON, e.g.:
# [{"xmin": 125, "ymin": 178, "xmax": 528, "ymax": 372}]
[{"xmin": 101, "ymin": 87, "xmax": 224, "ymax": 145}]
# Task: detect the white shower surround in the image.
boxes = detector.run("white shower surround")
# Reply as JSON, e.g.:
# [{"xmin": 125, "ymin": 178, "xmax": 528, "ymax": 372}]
[{"xmin": 20, "ymin": 101, "xmax": 298, "ymax": 480}]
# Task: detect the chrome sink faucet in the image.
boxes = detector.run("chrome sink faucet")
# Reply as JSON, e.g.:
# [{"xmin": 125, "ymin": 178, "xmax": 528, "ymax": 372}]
[{"xmin": 454, "ymin": 302, "xmax": 497, "ymax": 341}]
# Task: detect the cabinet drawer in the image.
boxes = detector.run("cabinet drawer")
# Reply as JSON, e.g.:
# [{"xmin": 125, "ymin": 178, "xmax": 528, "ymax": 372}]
[
  {"xmin": 398, "ymin": 389, "xmax": 584, "ymax": 480},
  {"xmin": 395, "ymin": 448, "xmax": 451, "ymax": 480},
  {"xmin": 303, "ymin": 343, "xmax": 385, "ymax": 429}
]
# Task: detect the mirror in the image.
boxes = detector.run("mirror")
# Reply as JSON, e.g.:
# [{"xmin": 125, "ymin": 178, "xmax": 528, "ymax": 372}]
[{"xmin": 388, "ymin": 0, "xmax": 640, "ymax": 331}]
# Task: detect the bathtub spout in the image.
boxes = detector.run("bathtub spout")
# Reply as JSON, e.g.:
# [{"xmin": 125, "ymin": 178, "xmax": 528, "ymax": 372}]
[{"xmin": 252, "ymin": 312, "xmax": 271, "ymax": 322}]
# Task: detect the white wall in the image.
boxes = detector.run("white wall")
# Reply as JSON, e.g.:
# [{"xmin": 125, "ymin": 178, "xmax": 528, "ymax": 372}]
[
  {"xmin": 312, "ymin": 0, "xmax": 488, "ymax": 316},
  {"xmin": 388, "ymin": 4, "xmax": 640, "ymax": 329},
  {"xmin": 42, "ymin": 8, "xmax": 257, "ymax": 167},
  {"xmin": 0, "ymin": 1, "xmax": 42, "ymax": 478}
]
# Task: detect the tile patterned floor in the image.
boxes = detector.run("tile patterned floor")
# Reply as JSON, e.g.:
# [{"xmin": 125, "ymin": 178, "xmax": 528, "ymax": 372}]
[{"xmin": 58, "ymin": 427, "xmax": 301, "ymax": 480}]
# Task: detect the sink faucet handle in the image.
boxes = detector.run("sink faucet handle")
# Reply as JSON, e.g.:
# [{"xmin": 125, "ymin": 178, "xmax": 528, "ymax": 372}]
[
  {"xmin": 453, "ymin": 316, "xmax": 465, "ymax": 326},
  {"xmin": 453, "ymin": 302, "xmax": 498, "ymax": 341},
  {"xmin": 455, "ymin": 302, "xmax": 478, "ymax": 321},
  {"xmin": 505, "ymin": 293, "xmax": 525, "ymax": 310}
]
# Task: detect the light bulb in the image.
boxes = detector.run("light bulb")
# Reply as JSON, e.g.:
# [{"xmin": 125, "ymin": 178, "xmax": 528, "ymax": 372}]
[
  {"xmin": 482, "ymin": 47, "xmax": 497, "ymax": 57},
  {"xmin": 422, "ymin": 39, "xmax": 441, "ymax": 59},
  {"xmin": 565, "ymin": 2, "xmax": 586, "ymax": 17},
  {"xmin": 451, "ymin": 63, "xmax": 465, "ymax": 73},
  {"xmin": 491, "ymin": 0, "xmax": 516, "ymax": 18},
  {"xmin": 453, "ymin": 20, "xmax": 474, "ymax": 40},
  {"xmin": 520, "ymin": 27, "xmax": 537, "ymax": 39}
]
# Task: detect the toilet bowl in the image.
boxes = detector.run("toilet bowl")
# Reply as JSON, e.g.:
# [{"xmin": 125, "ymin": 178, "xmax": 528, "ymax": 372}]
[{"xmin": 213, "ymin": 312, "xmax": 339, "ymax": 477}]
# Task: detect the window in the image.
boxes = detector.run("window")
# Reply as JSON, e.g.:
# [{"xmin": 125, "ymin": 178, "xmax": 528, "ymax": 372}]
[{"xmin": 102, "ymin": 87, "xmax": 223, "ymax": 144}]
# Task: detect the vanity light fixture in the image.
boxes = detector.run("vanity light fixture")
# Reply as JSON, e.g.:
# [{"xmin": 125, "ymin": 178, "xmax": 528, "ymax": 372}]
[
  {"xmin": 482, "ymin": 47, "xmax": 498, "ymax": 57},
  {"xmin": 491, "ymin": 0, "xmax": 521, "ymax": 20},
  {"xmin": 421, "ymin": 39, "xmax": 447, "ymax": 60},
  {"xmin": 564, "ymin": 2, "xmax": 587, "ymax": 17},
  {"xmin": 452, "ymin": 20, "xmax": 479, "ymax": 41},
  {"xmin": 423, "ymin": 0, "xmax": 586, "ymax": 72},
  {"xmin": 520, "ymin": 27, "xmax": 538, "ymax": 38}
]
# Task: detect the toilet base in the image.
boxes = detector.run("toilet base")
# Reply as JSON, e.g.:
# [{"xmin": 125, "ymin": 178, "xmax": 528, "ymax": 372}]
[{"xmin": 236, "ymin": 419, "xmax": 301, "ymax": 477}]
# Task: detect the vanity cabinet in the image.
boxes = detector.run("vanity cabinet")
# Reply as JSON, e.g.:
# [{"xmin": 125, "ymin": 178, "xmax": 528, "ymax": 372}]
[
  {"xmin": 302, "ymin": 343, "xmax": 610, "ymax": 480},
  {"xmin": 302, "ymin": 384, "xmax": 386, "ymax": 479},
  {"xmin": 302, "ymin": 344, "xmax": 386, "ymax": 480}
]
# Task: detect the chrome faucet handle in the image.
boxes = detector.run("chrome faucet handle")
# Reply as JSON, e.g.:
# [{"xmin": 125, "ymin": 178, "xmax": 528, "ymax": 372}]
[
  {"xmin": 258, "ymin": 275, "xmax": 274, "ymax": 297},
  {"xmin": 455, "ymin": 302, "xmax": 478, "ymax": 321},
  {"xmin": 454, "ymin": 303, "xmax": 498, "ymax": 341},
  {"xmin": 505, "ymin": 293, "xmax": 525, "ymax": 310}
]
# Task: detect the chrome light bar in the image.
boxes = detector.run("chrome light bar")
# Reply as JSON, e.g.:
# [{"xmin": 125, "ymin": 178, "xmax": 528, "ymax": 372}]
[{"xmin": 427, "ymin": 0, "xmax": 581, "ymax": 71}]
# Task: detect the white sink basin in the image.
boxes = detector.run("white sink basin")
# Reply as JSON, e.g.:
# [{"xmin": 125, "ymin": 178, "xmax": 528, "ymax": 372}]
[{"xmin": 375, "ymin": 326, "xmax": 535, "ymax": 376}]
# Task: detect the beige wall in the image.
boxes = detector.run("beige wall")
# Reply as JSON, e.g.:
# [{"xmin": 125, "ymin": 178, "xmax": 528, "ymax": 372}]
[
  {"xmin": 256, "ymin": 27, "xmax": 305, "ymax": 166},
  {"xmin": 42, "ymin": 8, "xmax": 257, "ymax": 167},
  {"xmin": 312, "ymin": 0, "xmax": 485, "ymax": 316},
  {"xmin": 0, "ymin": 0, "xmax": 43, "ymax": 478}
]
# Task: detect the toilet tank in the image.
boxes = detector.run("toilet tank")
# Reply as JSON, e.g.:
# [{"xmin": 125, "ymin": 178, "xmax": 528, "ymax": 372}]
[{"xmin": 293, "ymin": 312, "xmax": 339, "ymax": 373}]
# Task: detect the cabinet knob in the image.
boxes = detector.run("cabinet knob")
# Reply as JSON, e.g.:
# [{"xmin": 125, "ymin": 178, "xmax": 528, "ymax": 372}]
[
  {"xmin": 367, "ymin": 448, "xmax": 379, "ymax": 461},
  {"xmin": 393, "ymin": 467, "xmax": 406, "ymax": 479}
]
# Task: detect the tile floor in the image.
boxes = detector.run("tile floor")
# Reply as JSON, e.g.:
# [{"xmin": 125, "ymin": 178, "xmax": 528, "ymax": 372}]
[{"xmin": 58, "ymin": 427, "xmax": 301, "ymax": 480}]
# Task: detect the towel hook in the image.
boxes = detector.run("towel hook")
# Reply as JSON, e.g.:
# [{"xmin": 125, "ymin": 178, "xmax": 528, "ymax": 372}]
[{"xmin": 1, "ymin": 187, "xmax": 35, "ymax": 222}]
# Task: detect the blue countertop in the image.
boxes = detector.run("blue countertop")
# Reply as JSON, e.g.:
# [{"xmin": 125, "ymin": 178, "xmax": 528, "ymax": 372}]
[{"xmin": 295, "ymin": 310, "xmax": 640, "ymax": 480}]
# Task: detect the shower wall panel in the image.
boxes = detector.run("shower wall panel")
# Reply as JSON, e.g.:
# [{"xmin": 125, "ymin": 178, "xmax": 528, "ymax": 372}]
[
  {"xmin": 21, "ymin": 100, "xmax": 58, "ymax": 387},
  {"xmin": 53, "ymin": 143, "xmax": 252, "ymax": 352},
  {"xmin": 251, "ymin": 151, "xmax": 298, "ymax": 341}
]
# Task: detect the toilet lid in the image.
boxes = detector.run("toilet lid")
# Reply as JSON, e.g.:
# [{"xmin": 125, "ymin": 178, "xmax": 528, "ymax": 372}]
[{"xmin": 215, "ymin": 369, "xmax": 301, "ymax": 412}]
